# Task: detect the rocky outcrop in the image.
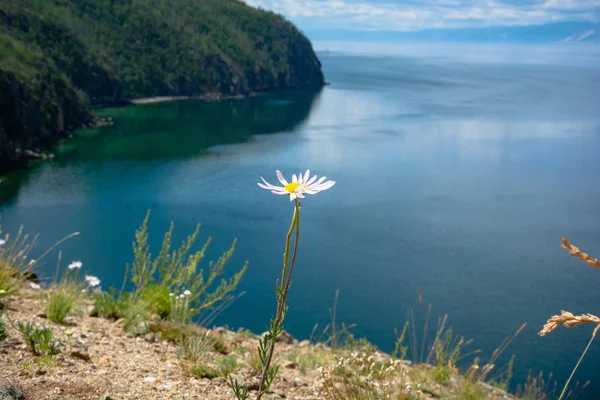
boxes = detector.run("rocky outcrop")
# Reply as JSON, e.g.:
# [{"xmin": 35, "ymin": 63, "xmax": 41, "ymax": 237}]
[{"xmin": 0, "ymin": 70, "xmax": 91, "ymax": 172}]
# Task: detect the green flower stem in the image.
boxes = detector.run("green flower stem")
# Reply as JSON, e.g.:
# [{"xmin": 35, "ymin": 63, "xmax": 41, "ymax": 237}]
[
  {"xmin": 281, "ymin": 202, "xmax": 299, "ymax": 286},
  {"xmin": 257, "ymin": 199, "xmax": 301, "ymax": 399},
  {"xmin": 284, "ymin": 199, "xmax": 301, "ymax": 293}
]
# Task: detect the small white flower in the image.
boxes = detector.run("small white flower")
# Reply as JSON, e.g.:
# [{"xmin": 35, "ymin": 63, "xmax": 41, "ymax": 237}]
[
  {"xmin": 29, "ymin": 282, "xmax": 41, "ymax": 290},
  {"xmin": 178, "ymin": 294, "xmax": 185, "ymax": 299},
  {"xmin": 183, "ymin": 290, "xmax": 191, "ymax": 296},
  {"xmin": 0, "ymin": 239, "xmax": 5, "ymax": 247},
  {"xmin": 169, "ymin": 293, "xmax": 175, "ymax": 297},
  {"xmin": 28, "ymin": 259, "xmax": 36, "ymax": 266},
  {"xmin": 258, "ymin": 170, "xmax": 335, "ymax": 201},
  {"xmin": 84, "ymin": 275, "xmax": 101, "ymax": 287},
  {"xmin": 68, "ymin": 261, "xmax": 83, "ymax": 270}
]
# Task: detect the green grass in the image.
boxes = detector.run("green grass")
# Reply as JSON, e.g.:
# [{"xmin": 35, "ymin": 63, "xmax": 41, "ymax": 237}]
[
  {"xmin": 91, "ymin": 289, "xmax": 128, "ymax": 320},
  {"xmin": 246, "ymin": 349, "xmax": 263, "ymax": 374},
  {"xmin": 177, "ymin": 332, "xmax": 214, "ymax": 363},
  {"xmin": 285, "ymin": 347, "xmax": 337, "ymax": 375},
  {"xmin": 22, "ymin": 355, "xmax": 59, "ymax": 373},
  {"xmin": 45, "ymin": 282, "xmax": 82, "ymax": 324},
  {"xmin": 0, "ymin": 309, "xmax": 8, "ymax": 341},
  {"xmin": 16, "ymin": 321, "xmax": 62, "ymax": 356},
  {"xmin": 188, "ymin": 355, "xmax": 239, "ymax": 379},
  {"xmin": 0, "ymin": 226, "xmax": 39, "ymax": 299}
]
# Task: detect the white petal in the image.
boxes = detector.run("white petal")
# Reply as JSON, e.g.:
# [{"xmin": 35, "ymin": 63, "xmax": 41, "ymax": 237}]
[
  {"xmin": 315, "ymin": 181, "xmax": 336, "ymax": 190},
  {"xmin": 258, "ymin": 181, "xmax": 283, "ymax": 191},
  {"xmin": 292, "ymin": 174, "xmax": 297, "ymax": 183},
  {"xmin": 297, "ymin": 192, "xmax": 305, "ymax": 198},
  {"xmin": 305, "ymin": 177, "xmax": 327, "ymax": 190},
  {"xmin": 260, "ymin": 177, "xmax": 280, "ymax": 189},
  {"xmin": 271, "ymin": 190, "xmax": 287, "ymax": 195},
  {"xmin": 276, "ymin": 170, "xmax": 288, "ymax": 185},
  {"xmin": 305, "ymin": 175, "xmax": 318, "ymax": 186},
  {"xmin": 289, "ymin": 193, "xmax": 297, "ymax": 201},
  {"xmin": 304, "ymin": 170, "xmax": 310, "ymax": 181},
  {"xmin": 298, "ymin": 173, "xmax": 303, "ymax": 183}
]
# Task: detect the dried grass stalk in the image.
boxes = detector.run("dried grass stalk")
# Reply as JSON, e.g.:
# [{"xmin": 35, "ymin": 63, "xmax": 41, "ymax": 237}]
[
  {"xmin": 539, "ymin": 238, "xmax": 600, "ymax": 400},
  {"xmin": 539, "ymin": 311, "xmax": 600, "ymax": 336},
  {"xmin": 561, "ymin": 238, "xmax": 600, "ymax": 269}
]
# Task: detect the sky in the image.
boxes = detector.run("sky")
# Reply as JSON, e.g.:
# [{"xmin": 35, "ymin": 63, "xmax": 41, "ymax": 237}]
[{"xmin": 243, "ymin": 0, "xmax": 600, "ymax": 41}]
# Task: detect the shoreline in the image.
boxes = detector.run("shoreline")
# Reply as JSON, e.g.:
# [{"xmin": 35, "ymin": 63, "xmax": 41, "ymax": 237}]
[
  {"xmin": 129, "ymin": 92, "xmax": 253, "ymax": 105},
  {"xmin": 0, "ymin": 85, "xmax": 325, "ymax": 176},
  {"xmin": 130, "ymin": 96, "xmax": 190, "ymax": 105}
]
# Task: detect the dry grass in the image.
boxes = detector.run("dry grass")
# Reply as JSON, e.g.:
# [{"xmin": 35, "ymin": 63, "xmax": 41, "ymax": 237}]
[
  {"xmin": 317, "ymin": 352, "xmax": 412, "ymax": 400},
  {"xmin": 561, "ymin": 238, "xmax": 600, "ymax": 269},
  {"xmin": 539, "ymin": 238, "xmax": 600, "ymax": 400},
  {"xmin": 540, "ymin": 311, "xmax": 600, "ymax": 336}
]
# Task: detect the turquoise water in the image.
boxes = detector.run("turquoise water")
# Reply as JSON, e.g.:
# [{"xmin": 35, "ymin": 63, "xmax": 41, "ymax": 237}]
[{"xmin": 2, "ymin": 44, "xmax": 600, "ymax": 396}]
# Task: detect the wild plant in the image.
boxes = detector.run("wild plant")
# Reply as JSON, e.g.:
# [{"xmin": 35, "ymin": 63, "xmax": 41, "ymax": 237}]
[
  {"xmin": 92, "ymin": 288, "xmax": 128, "ymax": 320},
  {"xmin": 188, "ymin": 355, "xmax": 238, "ymax": 379},
  {"xmin": 285, "ymin": 346, "xmax": 338, "ymax": 375},
  {"xmin": 516, "ymin": 370, "xmax": 589, "ymax": 400},
  {"xmin": 318, "ymin": 352, "xmax": 410, "ymax": 400},
  {"xmin": 229, "ymin": 169, "xmax": 335, "ymax": 400},
  {"xmin": 309, "ymin": 289, "xmax": 357, "ymax": 349},
  {"xmin": 177, "ymin": 330, "xmax": 214, "ymax": 363},
  {"xmin": 46, "ymin": 282, "xmax": 81, "ymax": 324},
  {"xmin": 120, "ymin": 211, "xmax": 247, "ymax": 333},
  {"xmin": 169, "ymin": 290, "xmax": 193, "ymax": 326},
  {"xmin": 0, "ymin": 222, "xmax": 78, "ymax": 299},
  {"xmin": 0, "ymin": 309, "xmax": 8, "ymax": 341},
  {"xmin": 388, "ymin": 288, "xmax": 528, "ymax": 399},
  {"xmin": 45, "ymin": 257, "xmax": 100, "ymax": 324},
  {"xmin": 539, "ymin": 238, "xmax": 600, "ymax": 400},
  {"xmin": 15, "ymin": 320, "xmax": 62, "ymax": 356}
]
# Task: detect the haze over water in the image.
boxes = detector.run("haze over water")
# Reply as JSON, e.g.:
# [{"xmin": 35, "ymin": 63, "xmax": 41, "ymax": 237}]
[{"xmin": 1, "ymin": 43, "xmax": 600, "ymax": 396}]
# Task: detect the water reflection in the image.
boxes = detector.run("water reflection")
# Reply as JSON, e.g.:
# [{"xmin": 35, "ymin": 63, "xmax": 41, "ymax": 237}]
[
  {"xmin": 56, "ymin": 88, "xmax": 322, "ymax": 162},
  {"xmin": 0, "ymin": 88, "xmax": 322, "ymax": 204}
]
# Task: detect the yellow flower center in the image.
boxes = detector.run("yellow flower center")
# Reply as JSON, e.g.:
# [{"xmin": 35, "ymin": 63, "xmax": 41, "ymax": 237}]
[{"xmin": 284, "ymin": 182, "xmax": 301, "ymax": 193}]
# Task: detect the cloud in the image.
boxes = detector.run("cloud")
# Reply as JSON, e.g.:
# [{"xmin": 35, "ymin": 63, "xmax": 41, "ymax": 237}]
[
  {"xmin": 243, "ymin": 0, "xmax": 599, "ymax": 31},
  {"xmin": 576, "ymin": 28, "xmax": 597, "ymax": 38}
]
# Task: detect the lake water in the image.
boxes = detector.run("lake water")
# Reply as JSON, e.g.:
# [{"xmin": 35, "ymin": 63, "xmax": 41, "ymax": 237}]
[{"xmin": 1, "ymin": 43, "xmax": 600, "ymax": 396}]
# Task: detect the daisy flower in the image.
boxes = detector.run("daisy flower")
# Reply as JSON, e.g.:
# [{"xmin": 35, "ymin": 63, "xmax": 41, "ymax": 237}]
[
  {"xmin": 258, "ymin": 170, "xmax": 335, "ymax": 201},
  {"xmin": 84, "ymin": 275, "xmax": 101, "ymax": 287},
  {"xmin": 68, "ymin": 261, "xmax": 83, "ymax": 270},
  {"xmin": 30, "ymin": 282, "xmax": 41, "ymax": 290},
  {"xmin": 183, "ymin": 290, "xmax": 191, "ymax": 296}
]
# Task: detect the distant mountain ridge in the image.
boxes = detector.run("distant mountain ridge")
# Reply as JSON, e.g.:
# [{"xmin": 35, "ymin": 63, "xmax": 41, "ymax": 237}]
[
  {"xmin": 308, "ymin": 21, "xmax": 600, "ymax": 44},
  {"xmin": 0, "ymin": 0, "xmax": 324, "ymax": 173}
]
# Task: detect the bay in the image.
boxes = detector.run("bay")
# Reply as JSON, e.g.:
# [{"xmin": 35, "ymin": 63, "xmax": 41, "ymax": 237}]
[{"xmin": 1, "ymin": 43, "xmax": 600, "ymax": 396}]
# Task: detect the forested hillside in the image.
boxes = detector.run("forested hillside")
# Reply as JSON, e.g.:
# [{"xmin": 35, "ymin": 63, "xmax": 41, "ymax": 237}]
[{"xmin": 0, "ymin": 0, "xmax": 324, "ymax": 172}]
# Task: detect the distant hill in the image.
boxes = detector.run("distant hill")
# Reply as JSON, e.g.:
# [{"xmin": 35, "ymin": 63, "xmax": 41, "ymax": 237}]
[
  {"xmin": 308, "ymin": 22, "xmax": 600, "ymax": 44},
  {"xmin": 0, "ymin": 0, "xmax": 324, "ymax": 172}
]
